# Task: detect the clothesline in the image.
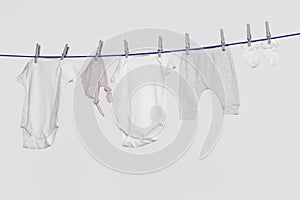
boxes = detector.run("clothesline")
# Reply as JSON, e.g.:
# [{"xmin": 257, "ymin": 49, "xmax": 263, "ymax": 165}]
[{"xmin": 1, "ymin": 32, "xmax": 300, "ymax": 59}]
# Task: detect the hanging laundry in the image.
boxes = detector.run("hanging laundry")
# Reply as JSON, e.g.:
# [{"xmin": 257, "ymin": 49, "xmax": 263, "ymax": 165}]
[
  {"xmin": 242, "ymin": 42, "xmax": 280, "ymax": 68},
  {"xmin": 110, "ymin": 53, "xmax": 176, "ymax": 148},
  {"xmin": 241, "ymin": 44, "xmax": 261, "ymax": 68},
  {"xmin": 261, "ymin": 42, "xmax": 280, "ymax": 66},
  {"xmin": 17, "ymin": 59, "xmax": 77, "ymax": 149},
  {"xmin": 80, "ymin": 57, "xmax": 112, "ymax": 116},
  {"xmin": 179, "ymin": 47, "xmax": 240, "ymax": 120}
]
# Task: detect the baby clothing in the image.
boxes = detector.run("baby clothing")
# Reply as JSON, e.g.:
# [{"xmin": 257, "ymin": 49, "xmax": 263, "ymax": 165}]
[
  {"xmin": 241, "ymin": 45, "xmax": 260, "ymax": 68},
  {"xmin": 261, "ymin": 42, "xmax": 280, "ymax": 66},
  {"xmin": 179, "ymin": 47, "xmax": 240, "ymax": 120},
  {"xmin": 17, "ymin": 59, "xmax": 77, "ymax": 149},
  {"xmin": 110, "ymin": 54, "xmax": 176, "ymax": 148},
  {"xmin": 80, "ymin": 58, "xmax": 112, "ymax": 116},
  {"xmin": 242, "ymin": 42, "xmax": 280, "ymax": 68}
]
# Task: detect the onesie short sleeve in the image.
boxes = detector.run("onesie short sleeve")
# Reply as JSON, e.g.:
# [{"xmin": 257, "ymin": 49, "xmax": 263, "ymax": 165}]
[
  {"xmin": 163, "ymin": 57, "xmax": 176, "ymax": 77},
  {"xmin": 17, "ymin": 61, "xmax": 31, "ymax": 86},
  {"xmin": 61, "ymin": 60, "xmax": 78, "ymax": 87},
  {"xmin": 110, "ymin": 58, "xmax": 124, "ymax": 83}
]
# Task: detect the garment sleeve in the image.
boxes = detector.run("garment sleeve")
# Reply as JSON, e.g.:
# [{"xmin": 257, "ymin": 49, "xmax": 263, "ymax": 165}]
[
  {"xmin": 167, "ymin": 58, "xmax": 176, "ymax": 69},
  {"xmin": 98, "ymin": 58, "xmax": 113, "ymax": 103},
  {"xmin": 110, "ymin": 58, "xmax": 123, "ymax": 83},
  {"xmin": 61, "ymin": 60, "xmax": 78, "ymax": 87},
  {"xmin": 17, "ymin": 61, "xmax": 31, "ymax": 86}
]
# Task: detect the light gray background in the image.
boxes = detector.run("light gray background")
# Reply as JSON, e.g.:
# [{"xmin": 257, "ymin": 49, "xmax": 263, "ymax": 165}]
[{"xmin": 0, "ymin": 0, "xmax": 299, "ymax": 199}]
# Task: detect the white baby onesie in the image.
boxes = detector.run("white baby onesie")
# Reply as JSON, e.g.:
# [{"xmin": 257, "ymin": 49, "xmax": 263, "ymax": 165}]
[
  {"xmin": 17, "ymin": 59, "xmax": 77, "ymax": 149},
  {"xmin": 179, "ymin": 47, "xmax": 240, "ymax": 120},
  {"xmin": 110, "ymin": 54, "xmax": 176, "ymax": 148}
]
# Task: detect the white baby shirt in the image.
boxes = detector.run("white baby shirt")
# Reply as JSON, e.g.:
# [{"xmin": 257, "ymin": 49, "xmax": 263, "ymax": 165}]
[
  {"xmin": 110, "ymin": 54, "xmax": 176, "ymax": 148},
  {"xmin": 17, "ymin": 59, "xmax": 77, "ymax": 149}
]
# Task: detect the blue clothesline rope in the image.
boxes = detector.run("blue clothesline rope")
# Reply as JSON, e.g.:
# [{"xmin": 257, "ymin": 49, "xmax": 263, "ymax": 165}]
[{"xmin": 1, "ymin": 32, "xmax": 300, "ymax": 59}]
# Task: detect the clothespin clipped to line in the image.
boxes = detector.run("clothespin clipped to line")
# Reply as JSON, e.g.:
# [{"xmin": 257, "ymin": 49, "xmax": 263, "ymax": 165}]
[
  {"xmin": 158, "ymin": 36, "xmax": 163, "ymax": 57},
  {"xmin": 265, "ymin": 21, "xmax": 272, "ymax": 45},
  {"xmin": 124, "ymin": 39, "xmax": 129, "ymax": 58},
  {"xmin": 185, "ymin": 33, "xmax": 190, "ymax": 55},
  {"xmin": 34, "ymin": 43, "xmax": 41, "ymax": 63},
  {"xmin": 220, "ymin": 29, "xmax": 226, "ymax": 51},
  {"xmin": 95, "ymin": 40, "xmax": 103, "ymax": 61},
  {"xmin": 247, "ymin": 24, "xmax": 252, "ymax": 47},
  {"xmin": 61, "ymin": 44, "xmax": 69, "ymax": 60}
]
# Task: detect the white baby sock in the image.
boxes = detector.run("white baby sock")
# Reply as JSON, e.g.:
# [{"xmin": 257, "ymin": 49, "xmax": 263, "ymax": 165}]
[
  {"xmin": 261, "ymin": 42, "xmax": 280, "ymax": 66},
  {"xmin": 241, "ymin": 45, "xmax": 261, "ymax": 68}
]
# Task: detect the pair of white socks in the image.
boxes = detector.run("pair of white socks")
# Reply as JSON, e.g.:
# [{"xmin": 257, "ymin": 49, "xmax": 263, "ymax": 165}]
[{"xmin": 242, "ymin": 42, "xmax": 280, "ymax": 68}]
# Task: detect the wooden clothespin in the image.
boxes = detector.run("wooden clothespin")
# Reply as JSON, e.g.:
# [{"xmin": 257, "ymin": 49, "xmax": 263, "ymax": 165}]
[
  {"xmin": 34, "ymin": 43, "xmax": 41, "ymax": 63},
  {"xmin": 220, "ymin": 29, "xmax": 226, "ymax": 51},
  {"xmin": 265, "ymin": 21, "xmax": 272, "ymax": 45},
  {"xmin": 61, "ymin": 44, "xmax": 69, "ymax": 60},
  {"xmin": 95, "ymin": 40, "xmax": 103, "ymax": 61},
  {"xmin": 247, "ymin": 24, "xmax": 252, "ymax": 47},
  {"xmin": 185, "ymin": 33, "xmax": 190, "ymax": 55},
  {"xmin": 124, "ymin": 39, "xmax": 129, "ymax": 58},
  {"xmin": 158, "ymin": 36, "xmax": 163, "ymax": 57}
]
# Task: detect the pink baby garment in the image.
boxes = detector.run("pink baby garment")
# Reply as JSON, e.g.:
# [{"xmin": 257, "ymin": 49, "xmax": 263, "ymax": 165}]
[{"xmin": 80, "ymin": 57, "xmax": 112, "ymax": 116}]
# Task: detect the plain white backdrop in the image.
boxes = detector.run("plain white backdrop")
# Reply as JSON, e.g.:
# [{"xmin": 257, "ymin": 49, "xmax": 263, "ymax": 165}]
[{"xmin": 0, "ymin": 0, "xmax": 300, "ymax": 199}]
